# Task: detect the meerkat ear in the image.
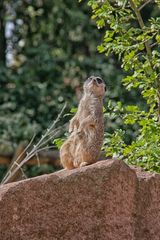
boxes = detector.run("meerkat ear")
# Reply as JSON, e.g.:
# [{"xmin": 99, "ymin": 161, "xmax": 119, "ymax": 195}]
[{"xmin": 105, "ymin": 86, "xmax": 107, "ymax": 91}]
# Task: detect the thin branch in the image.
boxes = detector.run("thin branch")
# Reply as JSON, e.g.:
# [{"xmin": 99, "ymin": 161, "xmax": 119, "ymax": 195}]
[
  {"xmin": 1, "ymin": 145, "xmax": 57, "ymax": 184},
  {"xmin": 129, "ymin": 0, "xmax": 160, "ymax": 123},
  {"xmin": 35, "ymin": 152, "xmax": 40, "ymax": 167},
  {"xmin": 1, "ymin": 134, "xmax": 36, "ymax": 183},
  {"xmin": 122, "ymin": 0, "xmax": 128, "ymax": 9},
  {"xmin": 151, "ymin": 42, "xmax": 158, "ymax": 48},
  {"xmin": 30, "ymin": 103, "xmax": 66, "ymax": 152},
  {"xmin": 37, "ymin": 128, "xmax": 62, "ymax": 149},
  {"xmin": 14, "ymin": 162, "xmax": 27, "ymax": 179},
  {"xmin": 139, "ymin": 0, "xmax": 153, "ymax": 11},
  {"xmin": 1, "ymin": 103, "xmax": 67, "ymax": 185},
  {"xmin": 13, "ymin": 134, "xmax": 36, "ymax": 166},
  {"xmin": 130, "ymin": 0, "xmax": 152, "ymax": 60},
  {"xmin": 36, "ymin": 145, "xmax": 57, "ymax": 153}
]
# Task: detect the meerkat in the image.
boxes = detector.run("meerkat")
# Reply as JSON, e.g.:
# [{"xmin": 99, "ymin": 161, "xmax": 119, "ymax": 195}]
[{"xmin": 60, "ymin": 76, "xmax": 106, "ymax": 169}]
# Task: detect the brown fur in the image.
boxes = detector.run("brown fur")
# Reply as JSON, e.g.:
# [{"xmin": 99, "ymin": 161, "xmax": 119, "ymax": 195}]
[{"xmin": 60, "ymin": 76, "xmax": 106, "ymax": 169}]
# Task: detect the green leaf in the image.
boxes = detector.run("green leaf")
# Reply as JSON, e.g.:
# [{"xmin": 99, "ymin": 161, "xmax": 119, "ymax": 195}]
[
  {"xmin": 53, "ymin": 138, "xmax": 65, "ymax": 149},
  {"xmin": 70, "ymin": 107, "xmax": 77, "ymax": 113},
  {"xmin": 156, "ymin": 34, "xmax": 160, "ymax": 43}
]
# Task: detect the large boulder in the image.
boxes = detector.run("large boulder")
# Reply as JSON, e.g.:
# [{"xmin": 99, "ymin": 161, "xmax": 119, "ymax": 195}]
[{"xmin": 0, "ymin": 159, "xmax": 160, "ymax": 240}]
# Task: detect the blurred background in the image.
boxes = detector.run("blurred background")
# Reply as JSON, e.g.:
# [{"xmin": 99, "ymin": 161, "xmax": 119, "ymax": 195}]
[{"xmin": 0, "ymin": 0, "xmax": 156, "ymax": 180}]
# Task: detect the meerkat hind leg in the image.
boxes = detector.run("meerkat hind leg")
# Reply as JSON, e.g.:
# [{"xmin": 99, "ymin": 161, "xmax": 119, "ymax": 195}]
[
  {"xmin": 60, "ymin": 144, "xmax": 75, "ymax": 170},
  {"xmin": 61, "ymin": 156, "xmax": 75, "ymax": 170}
]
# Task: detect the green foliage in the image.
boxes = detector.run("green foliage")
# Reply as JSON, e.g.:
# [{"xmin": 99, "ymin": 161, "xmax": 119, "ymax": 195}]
[
  {"xmin": 53, "ymin": 138, "xmax": 65, "ymax": 149},
  {"xmin": 1, "ymin": 0, "xmax": 126, "ymax": 179},
  {"xmin": 1, "ymin": 0, "xmax": 122, "ymax": 151},
  {"xmin": 88, "ymin": 0, "xmax": 160, "ymax": 172}
]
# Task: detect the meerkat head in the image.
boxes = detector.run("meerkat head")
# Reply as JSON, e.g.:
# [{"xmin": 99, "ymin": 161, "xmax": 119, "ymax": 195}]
[{"xmin": 83, "ymin": 76, "xmax": 106, "ymax": 97}]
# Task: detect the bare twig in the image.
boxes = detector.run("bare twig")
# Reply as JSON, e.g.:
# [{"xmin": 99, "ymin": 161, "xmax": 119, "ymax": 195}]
[
  {"xmin": 122, "ymin": 0, "xmax": 128, "ymax": 9},
  {"xmin": 138, "ymin": 0, "xmax": 153, "ymax": 11},
  {"xmin": 151, "ymin": 42, "xmax": 158, "ymax": 48},
  {"xmin": 130, "ymin": 0, "xmax": 152, "ymax": 60},
  {"xmin": 37, "ymin": 128, "xmax": 62, "ymax": 149},
  {"xmin": 14, "ymin": 162, "xmax": 27, "ymax": 179},
  {"xmin": 12, "ymin": 134, "xmax": 36, "ymax": 167},
  {"xmin": 1, "ymin": 103, "xmax": 67, "ymax": 185},
  {"xmin": 35, "ymin": 152, "xmax": 40, "ymax": 167},
  {"xmin": 1, "ymin": 134, "xmax": 36, "ymax": 183}
]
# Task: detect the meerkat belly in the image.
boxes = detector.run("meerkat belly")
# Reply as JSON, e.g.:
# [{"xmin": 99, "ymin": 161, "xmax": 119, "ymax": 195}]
[
  {"xmin": 87, "ymin": 130, "xmax": 104, "ymax": 151},
  {"xmin": 78, "ymin": 124, "xmax": 104, "ymax": 160}
]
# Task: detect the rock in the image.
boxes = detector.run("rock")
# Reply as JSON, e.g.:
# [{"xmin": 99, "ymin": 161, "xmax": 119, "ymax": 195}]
[
  {"xmin": 132, "ymin": 166, "xmax": 160, "ymax": 240},
  {"xmin": 0, "ymin": 159, "xmax": 160, "ymax": 240}
]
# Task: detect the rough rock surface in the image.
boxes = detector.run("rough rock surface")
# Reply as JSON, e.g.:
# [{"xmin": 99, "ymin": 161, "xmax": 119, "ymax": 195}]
[{"xmin": 0, "ymin": 159, "xmax": 160, "ymax": 240}]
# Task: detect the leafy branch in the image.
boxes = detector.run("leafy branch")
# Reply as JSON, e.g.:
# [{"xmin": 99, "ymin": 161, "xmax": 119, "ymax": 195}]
[
  {"xmin": 130, "ymin": 0, "xmax": 160, "ymax": 122},
  {"xmin": 87, "ymin": 0, "xmax": 160, "ymax": 172}
]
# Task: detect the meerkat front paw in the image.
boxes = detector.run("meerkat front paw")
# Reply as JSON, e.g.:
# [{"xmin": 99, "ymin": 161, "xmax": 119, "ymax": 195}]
[
  {"xmin": 80, "ymin": 162, "xmax": 88, "ymax": 167},
  {"xmin": 69, "ymin": 123, "xmax": 77, "ymax": 133},
  {"xmin": 77, "ymin": 128, "xmax": 82, "ymax": 134},
  {"xmin": 69, "ymin": 118, "xmax": 79, "ymax": 133},
  {"xmin": 77, "ymin": 124, "xmax": 85, "ymax": 133},
  {"xmin": 69, "ymin": 126, "xmax": 73, "ymax": 133}
]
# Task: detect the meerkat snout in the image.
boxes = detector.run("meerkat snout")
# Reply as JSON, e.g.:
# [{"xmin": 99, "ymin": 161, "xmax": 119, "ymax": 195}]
[
  {"xmin": 95, "ymin": 77, "xmax": 103, "ymax": 84},
  {"xmin": 84, "ymin": 76, "xmax": 106, "ymax": 97}
]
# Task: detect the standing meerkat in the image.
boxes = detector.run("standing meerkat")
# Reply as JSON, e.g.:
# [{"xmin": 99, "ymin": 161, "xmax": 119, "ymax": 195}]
[{"xmin": 60, "ymin": 76, "xmax": 106, "ymax": 169}]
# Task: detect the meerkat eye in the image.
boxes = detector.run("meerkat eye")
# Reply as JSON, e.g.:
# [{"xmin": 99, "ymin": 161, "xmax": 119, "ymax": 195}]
[
  {"xmin": 87, "ymin": 76, "xmax": 93, "ymax": 82},
  {"xmin": 96, "ymin": 77, "xmax": 103, "ymax": 84}
]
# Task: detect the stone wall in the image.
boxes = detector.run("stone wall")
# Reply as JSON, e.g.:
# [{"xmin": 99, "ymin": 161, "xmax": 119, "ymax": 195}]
[{"xmin": 0, "ymin": 159, "xmax": 160, "ymax": 240}]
